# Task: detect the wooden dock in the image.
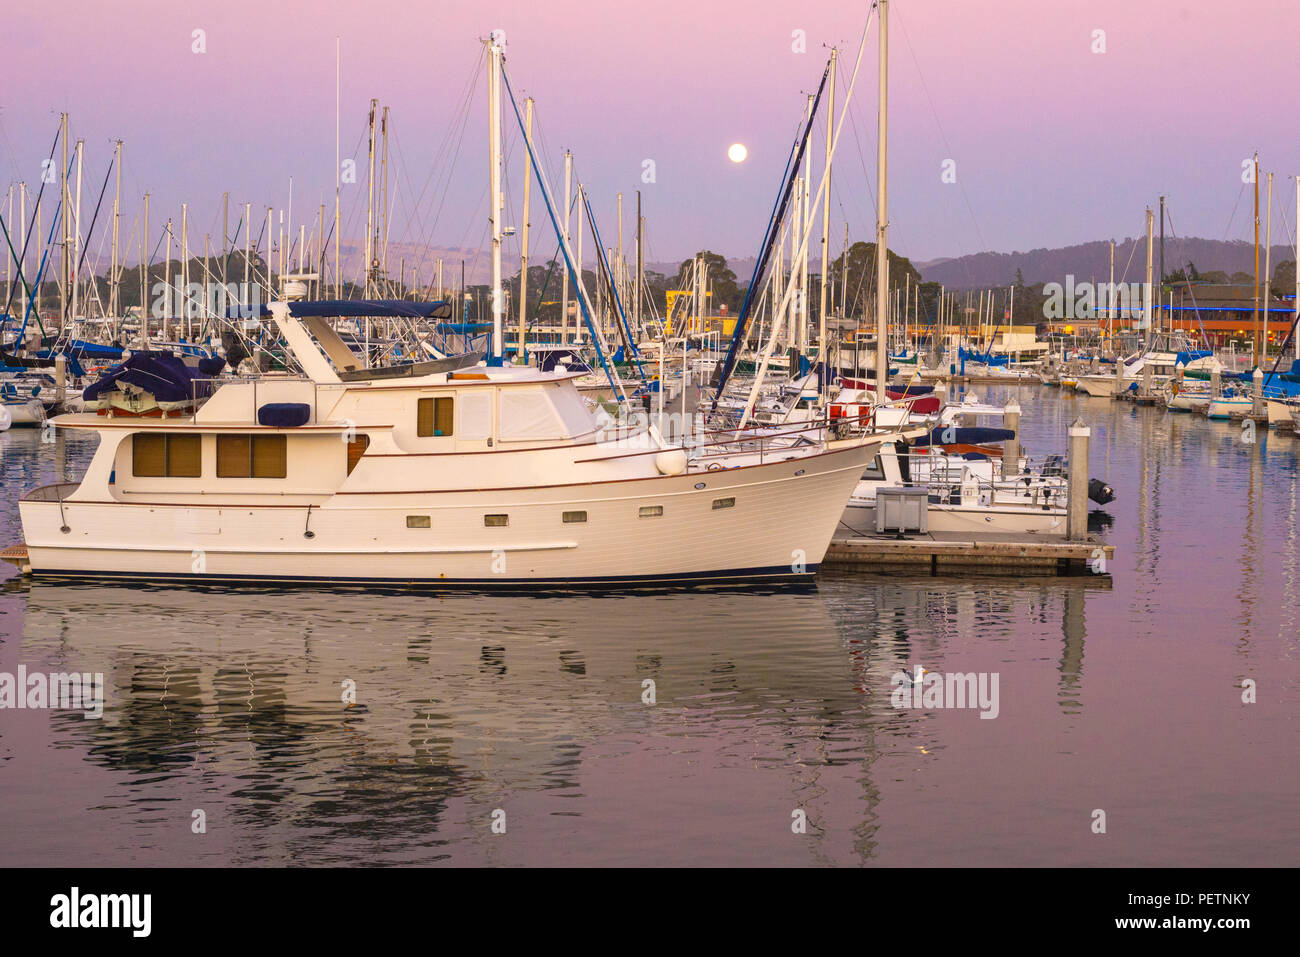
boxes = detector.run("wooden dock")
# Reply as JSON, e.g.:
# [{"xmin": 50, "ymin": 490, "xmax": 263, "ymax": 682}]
[{"xmin": 824, "ymin": 530, "xmax": 1114, "ymax": 577}]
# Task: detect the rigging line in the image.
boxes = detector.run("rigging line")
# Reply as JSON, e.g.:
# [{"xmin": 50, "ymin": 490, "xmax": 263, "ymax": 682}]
[
  {"xmin": 500, "ymin": 61, "xmax": 624, "ymax": 401},
  {"xmin": 1116, "ymin": 232, "xmax": 1139, "ymax": 285},
  {"xmin": 414, "ymin": 73, "xmax": 481, "ymax": 281},
  {"xmin": 1223, "ymin": 177, "xmax": 1248, "ymax": 241},
  {"xmin": 2, "ymin": 124, "xmax": 60, "ymax": 319},
  {"xmin": 1163, "ymin": 207, "xmax": 1211, "ymax": 348},
  {"xmin": 893, "ymin": 3, "xmax": 988, "ymax": 275},
  {"xmin": 395, "ymin": 48, "xmax": 484, "ymax": 279},
  {"xmin": 577, "ymin": 178, "xmax": 644, "ymax": 373},
  {"xmin": 714, "ymin": 64, "xmax": 830, "ymax": 401},
  {"xmin": 402, "ymin": 46, "xmax": 483, "ymax": 234},
  {"xmin": 63, "ymin": 149, "xmax": 116, "ymax": 326}
]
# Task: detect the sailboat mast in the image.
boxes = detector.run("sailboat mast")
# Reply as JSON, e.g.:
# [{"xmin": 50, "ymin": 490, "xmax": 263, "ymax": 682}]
[
  {"xmin": 1253, "ymin": 153, "xmax": 1259, "ymax": 361},
  {"xmin": 635, "ymin": 192, "xmax": 643, "ymax": 337},
  {"xmin": 1263, "ymin": 171, "xmax": 1272, "ymax": 361},
  {"xmin": 1108, "ymin": 239, "xmax": 1115, "ymax": 341},
  {"xmin": 818, "ymin": 47, "xmax": 837, "ymax": 392},
  {"xmin": 1143, "ymin": 206, "xmax": 1154, "ymax": 352},
  {"xmin": 518, "ymin": 95, "xmax": 534, "ymax": 361},
  {"xmin": 365, "ymin": 98, "xmax": 377, "ymax": 298},
  {"xmin": 138, "ymin": 192, "xmax": 148, "ymax": 344},
  {"xmin": 71, "ymin": 139, "xmax": 83, "ymax": 324},
  {"xmin": 487, "ymin": 36, "xmax": 504, "ymax": 361},
  {"xmin": 244, "ymin": 202, "xmax": 251, "ymax": 313},
  {"xmin": 111, "ymin": 141, "xmax": 121, "ymax": 318},
  {"xmin": 800, "ymin": 93, "xmax": 813, "ymax": 356},
  {"xmin": 335, "ymin": 37, "xmax": 341, "ymax": 299},
  {"xmin": 60, "ymin": 113, "xmax": 68, "ymax": 323},
  {"xmin": 561, "ymin": 152, "xmax": 573, "ymax": 345},
  {"xmin": 874, "ymin": 0, "xmax": 889, "ymax": 403}
]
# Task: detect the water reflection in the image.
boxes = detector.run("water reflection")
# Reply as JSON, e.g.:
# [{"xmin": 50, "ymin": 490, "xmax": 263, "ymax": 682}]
[{"xmin": 3, "ymin": 389, "xmax": 1299, "ymax": 866}]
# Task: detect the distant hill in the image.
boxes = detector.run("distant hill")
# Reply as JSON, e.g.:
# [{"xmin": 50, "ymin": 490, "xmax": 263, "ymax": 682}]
[{"xmin": 915, "ymin": 239, "xmax": 1297, "ymax": 290}]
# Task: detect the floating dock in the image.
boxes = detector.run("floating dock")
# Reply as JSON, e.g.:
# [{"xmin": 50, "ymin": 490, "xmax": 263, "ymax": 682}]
[{"xmin": 824, "ymin": 530, "xmax": 1114, "ymax": 577}]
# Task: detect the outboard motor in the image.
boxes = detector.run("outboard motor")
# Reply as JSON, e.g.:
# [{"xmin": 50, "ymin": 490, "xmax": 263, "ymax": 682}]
[{"xmin": 1088, "ymin": 478, "xmax": 1116, "ymax": 505}]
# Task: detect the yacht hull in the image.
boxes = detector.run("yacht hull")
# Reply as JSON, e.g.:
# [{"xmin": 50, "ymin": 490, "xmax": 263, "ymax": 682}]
[{"xmin": 19, "ymin": 441, "xmax": 878, "ymax": 587}]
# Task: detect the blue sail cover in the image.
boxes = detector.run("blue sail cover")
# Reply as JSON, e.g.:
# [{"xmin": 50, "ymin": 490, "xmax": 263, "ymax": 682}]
[
  {"xmin": 82, "ymin": 351, "xmax": 210, "ymax": 405},
  {"xmin": 233, "ymin": 300, "xmax": 454, "ymax": 320},
  {"xmin": 958, "ymin": 346, "xmax": 1010, "ymax": 367},
  {"xmin": 914, "ymin": 426, "xmax": 1016, "ymax": 447}
]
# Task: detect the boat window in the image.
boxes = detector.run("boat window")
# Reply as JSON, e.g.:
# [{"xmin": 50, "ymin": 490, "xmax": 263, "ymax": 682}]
[
  {"xmin": 484, "ymin": 514, "xmax": 509, "ymax": 527},
  {"xmin": 216, "ymin": 434, "xmax": 287, "ymax": 478},
  {"xmin": 133, "ymin": 433, "xmax": 201, "ymax": 477},
  {"xmin": 252, "ymin": 436, "xmax": 287, "ymax": 478},
  {"xmin": 417, "ymin": 397, "xmax": 454, "ymax": 437},
  {"xmin": 863, "ymin": 454, "xmax": 885, "ymax": 481},
  {"xmin": 562, "ymin": 510, "xmax": 587, "ymax": 523},
  {"xmin": 712, "ymin": 497, "xmax": 736, "ymax": 510},
  {"xmin": 406, "ymin": 515, "xmax": 431, "ymax": 529},
  {"xmin": 499, "ymin": 388, "xmax": 568, "ymax": 441},
  {"xmin": 458, "ymin": 392, "xmax": 493, "ymax": 441},
  {"xmin": 216, "ymin": 435, "xmax": 251, "ymax": 477},
  {"xmin": 346, "ymin": 434, "xmax": 370, "ymax": 474},
  {"xmin": 638, "ymin": 505, "xmax": 663, "ymax": 518}
]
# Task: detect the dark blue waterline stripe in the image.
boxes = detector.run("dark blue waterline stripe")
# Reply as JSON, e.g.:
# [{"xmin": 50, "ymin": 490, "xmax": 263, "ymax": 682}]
[{"xmin": 28, "ymin": 564, "xmax": 821, "ymax": 593}]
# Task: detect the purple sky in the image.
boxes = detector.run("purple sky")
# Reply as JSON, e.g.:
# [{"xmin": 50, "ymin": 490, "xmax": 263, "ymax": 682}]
[{"xmin": 3, "ymin": 0, "xmax": 1298, "ymax": 275}]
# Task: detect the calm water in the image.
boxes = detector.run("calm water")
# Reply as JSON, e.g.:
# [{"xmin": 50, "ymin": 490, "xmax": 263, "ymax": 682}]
[{"xmin": 0, "ymin": 387, "xmax": 1296, "ymax": 866}]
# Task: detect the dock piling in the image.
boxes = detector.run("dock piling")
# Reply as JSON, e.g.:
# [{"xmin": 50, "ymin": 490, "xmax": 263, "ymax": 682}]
[
  {"xmin": 1003, "ymin": 399, "xmax": 1021, "ymax": 478},
  {"xmin": 1068, "ymin": 418, "xmax": 1090, "ymax": 542}
]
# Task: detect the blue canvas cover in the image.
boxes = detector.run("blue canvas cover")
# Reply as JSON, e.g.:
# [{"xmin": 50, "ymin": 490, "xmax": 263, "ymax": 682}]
[
  {"xmin": 914, "ymin": 426, "xmax": 1016, "ymax": 447},
  {"xmin": 82, "ymin": 351, "xmax": 209, "ymax": 404},
  {"xmin": 256, "ymin": 403, "xmax": 311, "ymax": 427}
]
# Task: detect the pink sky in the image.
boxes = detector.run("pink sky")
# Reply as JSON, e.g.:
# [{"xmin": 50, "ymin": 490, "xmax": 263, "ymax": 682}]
[{"xmin": 3, "ymin": 0, "xmax": 1298, "ymax": 273}]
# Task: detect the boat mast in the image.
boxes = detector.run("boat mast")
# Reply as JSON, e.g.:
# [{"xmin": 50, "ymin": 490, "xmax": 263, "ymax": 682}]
[
  {"xmin": 71, "ymin": 138, "xmax": 83, "ymax": 325},
  {"xmin": 244, "ymin": 202, "xmax": 251, "ymax": 314},
  {"xmin": 1108, "ymin": 239, "xmax": 1115, "ymax": 342},
  {"xmin": 365, "ymin": 98, "xmax": 377, "ymax": 298},
  {"xmin": 162, "ymin": 217, "xmax": 172, "ymax": 345},
  {"xmin": 60, "ymin": 113, "xmax": 68, "ymax": 324},
  {"xmin": 335, "ymin": 37, "xmax": 341, "ymax": 299},
  {"xmin": 138, "ymin": 192, "xmax": 148, "ymax": 344},
  {"xmin": 874, "ymin": 0, "xmax": 889, "ymax": 404},
  {"xmin": 800, "ymin": 93, "xmax": 813, "ymax": 357},
  {"xmin": 818, "ymin": 47, "xmax": 837, "ymax": 394},
  {"xmin": 518, "ymin": 95, "xmax": 534, "ymax": 362},
  {"xmin": 18, "ymin": 183, "xmax": 27, "ymax": 323},
  {"xmin": 180, "ymin": 202, "xmax": 188, "ymax": 340},
  {"xmin": 635, "ymin": 192, "xmax": 643, "ymax": 339},
  {"xmin": 1158, "ymin": 194, "xmax": 1164, "ymax": 334},
  {"xmin": 1263, "ymin": 171, "xmax": 1272, "ymax": 363},
  {"xmin": 561, "ymin": 150, "xmax": 572, "ymax": 345},
  {"xmin": 487, "ymin": 34, "xmax": 504, "ymax": 361},
  {"xmin": 381, "ymin": 105, "xmax": 390, "ymax": 296},
  {"xmin": 221, "ymin": 191, "xmax": 229, "ymax": 286},
  {"xmin": 1143, "ymin": 206, "xmax": 1153, "ymax": 353},
  {"xmin": 1252, "ymin": 152, "xmax": 1259, "ymax": 362},
  {"xmin": 110, "ymin": 140, "xmax": 121, "ymax": 319}
]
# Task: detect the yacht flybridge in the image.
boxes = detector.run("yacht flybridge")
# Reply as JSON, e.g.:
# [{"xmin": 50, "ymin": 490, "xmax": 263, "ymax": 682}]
[{"xmin": 12, "ymin": 301, "xmax": 897, "ymax": 587}]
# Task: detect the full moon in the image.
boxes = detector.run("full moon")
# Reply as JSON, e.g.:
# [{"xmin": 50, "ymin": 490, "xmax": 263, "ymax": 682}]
[{"xmin": 728, "ymin": 143, "xmax": 748, "ymax": 163}]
